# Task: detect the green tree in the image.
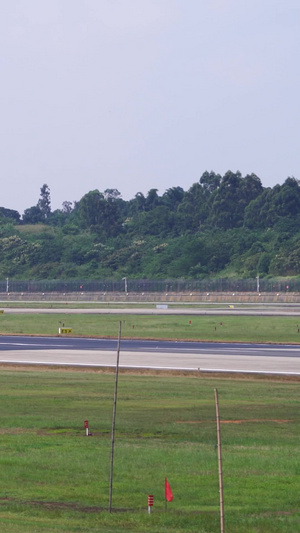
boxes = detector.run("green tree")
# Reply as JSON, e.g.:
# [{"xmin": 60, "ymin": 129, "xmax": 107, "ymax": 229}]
[
  {"xmin": 22, "ymin": 205, "xmax": 44, "ymax": 224},
  {"xmin": 245, "ymin": 178, "xmax": 300, "ymax": 230},
  {"xmin": 0, "ymin": 207, "xmax": 20, "ymax": 224},
  {"xmin": 129, "ymin": 206, "xmax": 176, "ymax": 237},
  {"xmin": 145, "ymin": 189, "xmax": 160, "ymax": 211},
  {"xmin": 78, "ymin": 190, "xmax": 122, "ymax": 237},
  {"xmin": 38, "ymin": 184, "xmax": 51, "ymax": 219},
  {"xmin": 210, "ymin": 171, "xmax": 263, "ymax": 229},
  {"xmin": 199, "ymin": 171, "xmax": 221, "ymax": 193},
  {"xmin": 177, "ymin": 182, "xmax": 209, "ymax": 232},
  {"xmin": 161, "ymin": 187, "xmax": 184, "ymax": 210}
]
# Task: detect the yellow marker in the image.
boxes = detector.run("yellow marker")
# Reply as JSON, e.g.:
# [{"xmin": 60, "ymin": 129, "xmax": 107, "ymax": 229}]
[{"xmin": 59, "ymin": 327, "xmax": 73, "ymax": 334}]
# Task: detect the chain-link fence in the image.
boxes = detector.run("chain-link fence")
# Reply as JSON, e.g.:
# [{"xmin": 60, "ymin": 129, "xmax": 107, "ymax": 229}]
[{"xmin": 0, "ymin": 278, "xmax": 297, "ymax": 293}]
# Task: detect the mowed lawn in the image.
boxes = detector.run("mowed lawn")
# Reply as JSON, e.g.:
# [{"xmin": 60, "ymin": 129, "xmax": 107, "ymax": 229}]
[
  {"xmin": 0, "ymin": 369, "xmax": 300, "ymax": 532},
  {"xmin": 1, "ymin": 312, "xmax": 300, "ymax": 343}
]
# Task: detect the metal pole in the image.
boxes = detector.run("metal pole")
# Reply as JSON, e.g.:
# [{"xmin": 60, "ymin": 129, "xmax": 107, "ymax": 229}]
[
  {"xmin": 256, "ymin": 275, "xmax": 260, "ymax": 293},
  {"xmin": 109, "ymin": 322, "xmax": 122, "ymax": 513},
  {"xmin": 6, "ymin": 277, "xmax": 9, "ymax": 293},
  {"xmin": 214, "ymin": 388, "xmax": 225, "ymax": 533}
]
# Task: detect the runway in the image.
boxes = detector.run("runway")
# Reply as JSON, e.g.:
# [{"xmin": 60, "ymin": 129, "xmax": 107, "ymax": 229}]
[
  {"xmin": 0, "ymin": 336, "xmax": 299, "ymax": 375},
  {"xmin": 2, "ymin": 304, "xmax": 300, "ymax": 316}
]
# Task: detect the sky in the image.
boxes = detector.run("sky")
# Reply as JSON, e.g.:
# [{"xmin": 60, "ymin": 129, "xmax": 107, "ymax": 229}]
[{"xmin": 1, "ymin": 0, "xmax": 299, "ymax": 215}]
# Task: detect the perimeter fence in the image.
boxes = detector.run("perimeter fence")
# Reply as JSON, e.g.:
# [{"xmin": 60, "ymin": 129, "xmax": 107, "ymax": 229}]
[{"xmin": 0, "ymin": 278, "xmax": 297, "ymax": 293}]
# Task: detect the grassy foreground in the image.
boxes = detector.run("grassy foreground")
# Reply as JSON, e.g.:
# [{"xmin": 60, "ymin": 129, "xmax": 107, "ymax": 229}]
[
  {"xmin": 0, "ymin": 368, "xmax": 300, "ymax": 532},
  {"xmin": 1, "ymin": 312, "xmax": 300, "ymax": 343}
]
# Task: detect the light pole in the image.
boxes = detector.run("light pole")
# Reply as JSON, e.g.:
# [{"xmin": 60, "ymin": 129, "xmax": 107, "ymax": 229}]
[
  {"xmin": 122, "ymin": 277, "xmax": 127, "ymax": 293},
  {"xmin": 256, "ymin": 274, "xmax": 260, "ymax": 293}
]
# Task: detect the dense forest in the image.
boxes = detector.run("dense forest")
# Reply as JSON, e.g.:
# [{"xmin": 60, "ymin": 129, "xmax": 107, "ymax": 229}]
[{"xmin": 1, "ymin": 171, "xmax": 300, "ymax": 281}]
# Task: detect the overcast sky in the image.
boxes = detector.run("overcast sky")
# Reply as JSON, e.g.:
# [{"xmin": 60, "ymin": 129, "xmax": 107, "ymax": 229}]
[{"xmin": 1, "ymin": 0, "xmax": 299, "ymax": 214}]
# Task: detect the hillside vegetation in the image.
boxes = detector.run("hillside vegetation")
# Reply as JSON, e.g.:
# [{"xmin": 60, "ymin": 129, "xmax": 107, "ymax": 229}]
[{"xmin": 1, "ymin": 172, "xmax": 300, "ymax": 280}]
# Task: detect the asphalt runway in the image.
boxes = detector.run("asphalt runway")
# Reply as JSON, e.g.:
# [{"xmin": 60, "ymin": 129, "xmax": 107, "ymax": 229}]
[
  {"xmin": 2, "ymin": 305, "xmax": 300, "ymax": 315},
  {"xmin": 0, "ymin": 336, "xmax": 299, "ymax": 375}
]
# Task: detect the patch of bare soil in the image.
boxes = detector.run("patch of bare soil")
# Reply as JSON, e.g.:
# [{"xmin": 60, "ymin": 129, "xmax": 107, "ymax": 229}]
[
  {"xmin": 177, "ymin": 419, "xmax": 293, "ymax": 424},
  {"xmin": 0, "ymin": 496, "xmax": 217, "ymax": 515},
  {"xmin": 0, "ymin": 428, "xmax": 31, "ymax": 434},
  {"xmin": 0, "ymin": 496, "xmax": 131, "ymax": 513}
]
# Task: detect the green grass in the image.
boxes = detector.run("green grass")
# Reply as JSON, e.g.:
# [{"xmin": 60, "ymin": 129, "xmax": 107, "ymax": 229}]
[
  {"xmin": 17, "ymin": 224, "xmax": 54, "ymax": 234},
  {"xmin": 0, "ymin": 302, "xmax": 159, "ymax": 309},
  {"xmin": 1, "ymin": 312, "xmax": 300, "ymax": 343},
  {"xmin": 0, "ymin": 369, "xmax": 300, "ymax": 531}
]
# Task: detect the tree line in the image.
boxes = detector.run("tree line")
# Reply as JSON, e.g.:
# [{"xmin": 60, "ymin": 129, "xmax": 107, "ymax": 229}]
[{"xmin": 0, "ymin": 171, "xmax": 300, "ymax": 280}]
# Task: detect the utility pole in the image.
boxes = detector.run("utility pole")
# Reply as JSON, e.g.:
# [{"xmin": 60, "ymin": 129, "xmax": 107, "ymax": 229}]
[
  {"xmin": 109, "ymin": 322, "xmax": 122, "ymax": 513},
  {"xmin": 214, "ymin": 388, "xmax": 225, "ymax": 533}
]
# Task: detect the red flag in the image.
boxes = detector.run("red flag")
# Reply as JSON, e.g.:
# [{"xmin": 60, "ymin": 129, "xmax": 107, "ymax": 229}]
[{"xmin": 165, "ymin": 478, "xmax": 173, "ymax": 502}]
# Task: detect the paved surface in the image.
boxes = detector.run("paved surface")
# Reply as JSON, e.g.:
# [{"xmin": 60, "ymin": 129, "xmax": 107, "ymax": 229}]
[
  {"xmin": 0, "ymin": 336, "xmax": 299, "ymax": 375},
  {"xmin": 2, "ymin": 305, "xmax": 300, "ymax": 315}
]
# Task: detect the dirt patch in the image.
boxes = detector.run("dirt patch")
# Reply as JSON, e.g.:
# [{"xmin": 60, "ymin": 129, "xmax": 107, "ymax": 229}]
[
  {"xmin": 260, "ymin": 509, "xmax": 297, "ymax": 517},
  {"xmin": 0, "ymin": 496, "xmax": 217, "ymax": 516},
  {"xmin": 0, "ymin": 428, "xmax": 31, "ymax": 435},
  {"xmin": 221, "ymin": 419, "xmax": 292, "ymax": 424},
  {"xmin": 0, "ymin": 496, "xmax": 131, "ymax": 513},
  {"xmin": 177, "ymin": 419, "xmax": 293, "ymax": 424}
]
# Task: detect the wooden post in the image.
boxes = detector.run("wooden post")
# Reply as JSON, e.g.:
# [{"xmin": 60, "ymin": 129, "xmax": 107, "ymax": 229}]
[
  {"xmin": 109, "ymin": 322, "xmax": 122, "ymax": 513},
  {"xmin": 214, "ymin": 388, "xmax": 225, "ymax": 533}
]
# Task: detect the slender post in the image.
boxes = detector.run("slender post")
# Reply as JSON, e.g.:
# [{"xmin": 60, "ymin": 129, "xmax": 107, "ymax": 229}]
[
  {"xmin": 6, "ymin": 277, "xmax": 9, "ymax": 293},
  {"xmin": 214, "ymin": 388, "xmax": 225, "ymax": 533},
  {"xmin": 109, "ymin": 322, "xmax": 122, "ymax": 513}
]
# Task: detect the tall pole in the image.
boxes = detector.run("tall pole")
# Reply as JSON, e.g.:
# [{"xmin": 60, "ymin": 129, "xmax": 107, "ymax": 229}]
[
  {"xmin": 214, "ymin": 388, "xmax": 225, "ymax": 533},
  {"xmin": 122, "ymin": 277, "xmax": 128, "ymax": 293},
  {"xmin": 256, "ymin": 274, "xmax": 260, "ymax": 293},
  {"xmin": 109, "ymin": 322, "xmax": 122, "ymax": 513}
]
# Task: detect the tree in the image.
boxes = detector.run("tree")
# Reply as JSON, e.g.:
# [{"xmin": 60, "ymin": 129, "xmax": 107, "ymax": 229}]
[
  {"xmin": 199, "ymin": 171, "xmax": 221, "ymax": 193},
  {"xmin": 62, "ymin": 201, "xmax": 73, "ymax": 214},
  {"xmin": 104, "ymin": 189, "xmax": 122, "ymax": 202},
  {"xmin": 79, "ymin": 190, "xmax": 105, "ymax": 228},
  {"xmin": 0, "ymin": 207, "xmax": 20, "ymax": 224},
  {"xmin": 128, "ymin": 192, "xmax": 146, "ymax": 215},
  {"xmin": 162, "ymin": 187, "xmax": 184, "ymax": 210},
  {"xmin": 210, "ymin": 171, "xmax": 263, "ymax": 229},
  {"xmin": 38, "ymin": 184, "xmax": 51, "ymax": 219},
  {"xmin": 129, "ymin": 206, "xmax": 176, "ymax": 237},
  {"xmin": 244, "ymin": 178, "xmax": 300, "ymax": 230},
  {"xmin": 145, "ymin": 189, "xmax": 160, "ymax": 211},
  {"xmin": 177, "ymin": 182, "xmax": 210, "ymax": 232},
  {"xmin": 22, "ymin": 205, "xmax": 44, "ymax": 224},
  {"xmin": 78, "ymin": 190, "xmax": 122, "ymax": 237}
]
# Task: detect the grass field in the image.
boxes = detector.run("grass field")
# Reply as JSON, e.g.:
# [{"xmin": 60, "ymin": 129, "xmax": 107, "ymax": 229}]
[
  {"xmin": 1, "ymin": 309, "xmax": 300, "ymax": 531},
  {"xmin": 0, "ymin": 369, "xmax": 300, "ymax": 532},
  {"xmin": 1, "ymin": 312, "xmax": 300, "ymax": 343}
]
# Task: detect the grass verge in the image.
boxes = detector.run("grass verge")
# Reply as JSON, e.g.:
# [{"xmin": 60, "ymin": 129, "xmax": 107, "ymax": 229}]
[
  {"xmin": 1, "ymin": 313, "xmax": 300, "ymax": 343},
  {"xmin": 0, "ymin": 368, "xmax": 300, "ymax": 532}
]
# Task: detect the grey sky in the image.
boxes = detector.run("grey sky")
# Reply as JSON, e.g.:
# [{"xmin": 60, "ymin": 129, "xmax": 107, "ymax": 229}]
[{"xmin": 1, "ymin": 0, "xmax": 299, "ymax": 215}]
